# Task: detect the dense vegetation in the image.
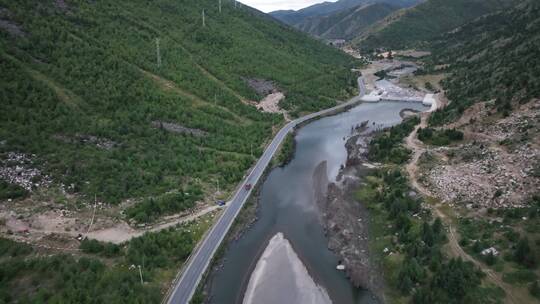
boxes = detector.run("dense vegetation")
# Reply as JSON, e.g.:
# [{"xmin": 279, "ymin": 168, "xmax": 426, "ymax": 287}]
[
  {"xmin": 80, "ymin": 238, "xmax": 121, "ymax": 257},
  {"xmin": 356, "ymin": 169, "xmax": 499, "ymax": 303},
  {"xmin": 428, "ymin": 1, "xmax": 540, "ymax": 125},
  {"xmin": 367, "ymin": 116, "xmax": 419, "ymax": 164},
  {"xmin": 458, "ymin": 196, "xmax": 540, "ymax": 299},
  {"xmin": 275, "ymin": 133, "xmax": 295, "ymax": 167},
  {"xmin": 0, "ymin": 0, "xmax": 357, "ymax": 207},
  {"xmin": 354, "ymin": 0, "xmax": 517, "ymax": 51},
  {"xmin": 125, "ymin": 188, "xmax": 203, "ymax": 223},
  {"xmin": 0, "ymin": 221, "xmax": 203, "ymax": 303},
  {"xmin": 0, "ymin": 180, "xmax": 28, "ymax": 200},
  {"xmin": 417, "ymin": 128, "xmax": 463, "ymax": 146}
]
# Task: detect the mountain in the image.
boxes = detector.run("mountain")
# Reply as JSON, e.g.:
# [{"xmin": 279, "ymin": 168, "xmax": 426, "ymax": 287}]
[
  {"xmin": 428, "ymin": 0, "xmax": 540, "ymax": 124},
  {"xmin": 296, "ymin": 2, "xmax": 400, "ymax": 40},
  {"xmin": 354, "ymin": 0, "xmax": 518, "ymax": 50},
  {"xmin": 0, "ymin": 0, "xmax": 357, "ymax": 212},
  {"xmin": 270, "ymin": 0, "xmax": 421, "ymax": 27},
  {"xmin": 0, "ymin": 0, "xmax": 359, "ymax": 301},
  {"xmin": 360, "ymin": 3, "xmax": 540, "ymax": 303},
  {"xmin": 271, "ymin": 0, "xmax": 370, "ymax": 25}
]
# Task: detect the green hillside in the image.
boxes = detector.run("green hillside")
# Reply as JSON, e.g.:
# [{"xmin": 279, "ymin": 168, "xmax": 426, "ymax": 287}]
[
  {"xmin": 354, "ymin": 0, "xmax": 517, "ymax": 50},
  {"xmin": 296, "ymin": 3, "xmax": 400, "ymax": 40},
  {"xmin": 0, "ymin": 0, "xmax": 357, "ymax": 211},
  {"xmin": 428, "ymin": 1, "xmax": 540, "ymax": 124}
]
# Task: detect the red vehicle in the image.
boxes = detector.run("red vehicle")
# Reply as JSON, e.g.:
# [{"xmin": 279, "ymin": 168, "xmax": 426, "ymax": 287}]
[{"xmin": 244, "ymin": 184, "xmax": 252, "ymax": 191}]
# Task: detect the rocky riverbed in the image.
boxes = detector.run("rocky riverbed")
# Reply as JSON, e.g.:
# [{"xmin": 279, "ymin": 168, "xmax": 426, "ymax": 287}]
[{"xmin": 312, "ymin": 125, "xmax": 385, "ymax": 301}]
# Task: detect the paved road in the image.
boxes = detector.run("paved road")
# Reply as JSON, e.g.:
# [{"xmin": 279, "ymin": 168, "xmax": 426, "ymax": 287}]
[{"xmin": 167, "ymin": 77, "xmax": 366, "ymax": 304}]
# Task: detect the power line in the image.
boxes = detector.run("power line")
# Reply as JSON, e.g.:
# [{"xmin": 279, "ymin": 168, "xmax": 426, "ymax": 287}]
[
  {"xmin": 202, "ymin": 9, "xmax": 206, "ymax": 27},
  {"xmin": 156, "ymin": 38, "xmax": 161, "ymax": 68}
]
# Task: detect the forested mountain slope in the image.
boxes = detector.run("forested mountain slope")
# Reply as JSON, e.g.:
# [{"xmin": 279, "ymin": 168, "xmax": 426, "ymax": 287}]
[
  {"xmin": 270, "ymin": 0, "xmax": 420, "ymax": 27},
  {"xmin": 271, "ymin": 0, "xmax": 372, "ymax": 25},
  {"xmin": 354, "ymin": 0, "xmax": 518, "ymax": 50},
  {"xmin": 0, "ymin": 0, "xmax": 357, "ymax": 207},
  {"xmin": 296, "ymin": 2, "xmax": 400, "ymax": 40},
  {"xmin": 428, "ymin": 1, "xmax": 540, "ymax": 124}
]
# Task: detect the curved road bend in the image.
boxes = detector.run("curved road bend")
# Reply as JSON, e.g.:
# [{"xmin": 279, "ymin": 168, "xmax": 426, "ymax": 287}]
[{"xmin": 167, "ymin": 77, "xmax": 367, "ymax": 304}]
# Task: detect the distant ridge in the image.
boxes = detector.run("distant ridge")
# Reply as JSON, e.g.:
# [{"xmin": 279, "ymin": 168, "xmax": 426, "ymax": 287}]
[
  {"xmin": 296, "ymin": 2, "xmax": 400, "ymax": 40},
  {"xmin": 353, "ymin": 0, "xmax": 519, "ymax": 50},
  {"xmin": 270, "ymin": 0, "xmax": 421, "ymax": 27}
]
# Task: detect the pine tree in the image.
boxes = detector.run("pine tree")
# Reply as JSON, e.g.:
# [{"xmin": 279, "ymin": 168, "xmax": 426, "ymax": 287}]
[
  {"xmin": 530, "ymin": 280, "xmax": 540, "ymax": 298},
  {"xmin": 514, "ymin": 237, "xmax": 536, "ymax": 267},
  {"xmin": 422, "ymin": 221, "xmax": 435, "ymax": 247},
  {"xmin": 484, "ymin": 252, "xmax": 496, "ymax": 266},
  {"xmin": 472, "ymin": 240, "xmax": 482, "ymax": 253}
]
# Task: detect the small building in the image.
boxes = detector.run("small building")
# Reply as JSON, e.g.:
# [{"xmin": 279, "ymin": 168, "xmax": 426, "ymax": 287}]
[
  {"xmin": 361, "ymin": 91, "xmax": 382, "ymax": 103},
  {"xmin": 481, "ymin": 247, "xmax": 499, "ymax": 256}
]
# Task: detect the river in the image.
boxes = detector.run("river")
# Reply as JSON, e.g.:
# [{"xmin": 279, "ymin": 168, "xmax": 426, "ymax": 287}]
[{"xmin": 208, "ymin": 101, "xmax": 427, "ymax": 304}]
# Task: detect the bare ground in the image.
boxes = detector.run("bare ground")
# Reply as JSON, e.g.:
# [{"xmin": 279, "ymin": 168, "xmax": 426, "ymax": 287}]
[
  {"xmin": 423, "ymin": 100, "xmax": 539, "ymax": 209},
  {"xmin": 0, "ymin": 190, "xmax": 223, "ymax": 250},
  {"xmin": 404, "ymin": 96, "xmax": 539, "ymax": 304},
  {"xmin": 254, "ymin": 92, "xmax": 285, "ymax": 114}
]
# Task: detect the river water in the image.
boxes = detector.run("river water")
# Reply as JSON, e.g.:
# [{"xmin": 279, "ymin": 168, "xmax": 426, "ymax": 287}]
[{"xmin": 209, "ymin": 101, "xmax": 427, "ymax": 304}]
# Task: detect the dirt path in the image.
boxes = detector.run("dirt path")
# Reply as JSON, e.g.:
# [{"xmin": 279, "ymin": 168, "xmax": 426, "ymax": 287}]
[
  {"xmin": 404, "ymin": 101, "xmax": 521, "ymax": 304},
  {"xmin": 86, "ymin": 204, "xmax": 222, "ymax": 244}
]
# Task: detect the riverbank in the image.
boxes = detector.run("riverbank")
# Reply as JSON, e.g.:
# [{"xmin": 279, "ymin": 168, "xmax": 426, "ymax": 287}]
[
  {"xmin": 305, "ymin": 61, "xmax": 433, "ymax": 302},
  {"xmin": 192, "ymin": 126, "xmax": 302, "ymax": 303},
  {"xmin": 312, "ymin": 124, "xmax": 386, "ymax": 301},
  {"xmin": 206, "ymin": 101, "xmax": 427, "ymax": 304}
]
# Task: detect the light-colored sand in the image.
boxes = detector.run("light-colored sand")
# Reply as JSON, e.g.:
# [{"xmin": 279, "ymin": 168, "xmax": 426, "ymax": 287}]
[
  {"xmin": 256, "ymin": 92, "xmax": 285, "ymax": 114},
  {"xmin": 422, "ymin": 94, "xmax": 439, "ymax": 112},
  {"xmin": 243, "ymin": 232, "xmax": 332, "ymax": 304}
]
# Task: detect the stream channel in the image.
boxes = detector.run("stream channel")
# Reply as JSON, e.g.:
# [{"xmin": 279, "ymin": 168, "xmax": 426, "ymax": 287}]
[{"xmin": 209, "ymin": 101, "xmax": 427, "ymax": 304}]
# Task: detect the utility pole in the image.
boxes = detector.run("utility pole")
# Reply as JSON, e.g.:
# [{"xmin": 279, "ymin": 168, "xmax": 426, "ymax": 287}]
[
  {"xmin": 202, "ymin": 9, "xmax": 206, "ymax": 27},
  {"xmin": 216, "ymin": 178, "xmax": 220, "ymax": 194},
  {"xmin": 86, "ymin": 194, "xmax": 97, "ymax": 235},
  {"xmin": 250, "ymin": 143, "xmax": 253, "ymax": 158},
  {"xmin": 156, "ymin": 38, "xmax": 161, "ymax": 68},
  {"xmin": 219, "ymin": 0, "xmax": 222, "ymax": 13},
  {"xmin": 137, "ymin": 265, "xmax": 144, "ymax": 285}
]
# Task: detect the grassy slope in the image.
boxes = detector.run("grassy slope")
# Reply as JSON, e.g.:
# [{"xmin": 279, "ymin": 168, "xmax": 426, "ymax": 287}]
[
  {"xmin": 0, "ymin": 0, "xmax": 357, "ymax": 206},
  {"xmin": 429, "ymin": 1, "xmax": 540, "ymax": 124},
  {"xmin": 354, "ymin": 0, "xmax": 517, "ymax": 50}
]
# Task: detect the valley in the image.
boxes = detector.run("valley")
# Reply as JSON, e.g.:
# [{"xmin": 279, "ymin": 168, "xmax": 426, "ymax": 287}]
[{"xmin": 1, "ymin": 0, "xmax": 539, "ymax": 303}]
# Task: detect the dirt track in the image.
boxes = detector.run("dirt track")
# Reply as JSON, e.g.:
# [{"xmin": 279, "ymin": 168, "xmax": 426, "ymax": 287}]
[{"xmin": 404, "ymin": 102, "xmax": 524, "ymax": 304}]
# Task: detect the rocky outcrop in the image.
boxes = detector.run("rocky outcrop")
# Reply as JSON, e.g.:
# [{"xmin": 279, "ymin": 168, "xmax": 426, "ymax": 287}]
[
  {"xmin": 0, "ymin": 152, "xmax": 52, "ymax": 191},
  {"xmin": 423, "ymin": 99, "xmax": 540, "ymax": 209},
  {"xmin": 151, "ymin": 121, "xmax": 208, "ymax": 137}
]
